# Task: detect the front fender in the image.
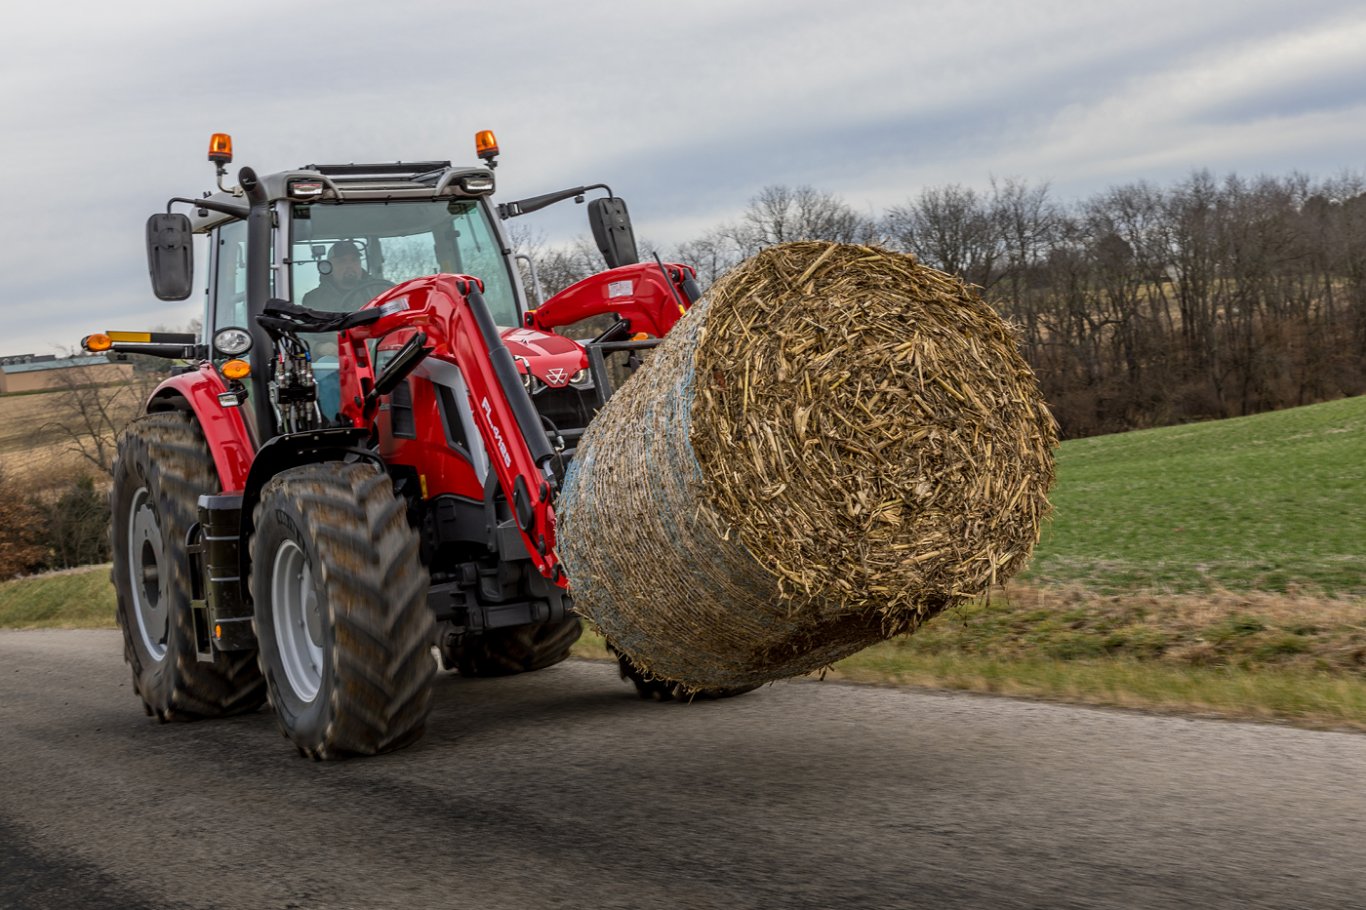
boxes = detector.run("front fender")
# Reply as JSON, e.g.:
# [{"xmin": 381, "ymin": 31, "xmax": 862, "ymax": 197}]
[
  {"xmin": 146, "ymin": 365, "xmax": 255, "ymax": 493},
  {"xmin": 235, "ymin": 427, "xmax": 374, "ymax": 591}
]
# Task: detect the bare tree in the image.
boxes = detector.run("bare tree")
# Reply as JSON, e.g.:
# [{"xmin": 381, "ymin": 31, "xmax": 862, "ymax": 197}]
[
  {"xmin": 885, "ymin": 184, "xmax": 1000, "ymax": 288},
  {"xmin": 672, "ymin": 227, "xmax": 744, "ymax": 287},
  {"xmin": 729, "ymin": 185, "xmax": 877, "ymax": 254},
  {"xmin": 40, "ymin": 356, "xmax": 161, "ymax": 476}
]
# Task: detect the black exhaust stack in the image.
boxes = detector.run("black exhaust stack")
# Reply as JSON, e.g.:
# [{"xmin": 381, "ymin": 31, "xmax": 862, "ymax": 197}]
[{"xmin": 241, "ymin": 166, "xmax": 276, "ymax": 444}]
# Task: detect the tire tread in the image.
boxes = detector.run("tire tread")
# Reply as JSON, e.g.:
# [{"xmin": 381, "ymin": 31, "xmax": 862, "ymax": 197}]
[
  {"xmin": 111, "ymin": 411, "xmax": 266, "ymax": 722},
  {"xmin": 251, "ymin": 461, "xmax": 434, "ymax": 759}
]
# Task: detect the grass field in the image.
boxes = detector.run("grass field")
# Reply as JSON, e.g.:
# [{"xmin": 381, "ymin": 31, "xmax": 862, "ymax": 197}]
[{"xmin": 1026, "ymin": 395, "xmax": 1366, "ymax": 594}]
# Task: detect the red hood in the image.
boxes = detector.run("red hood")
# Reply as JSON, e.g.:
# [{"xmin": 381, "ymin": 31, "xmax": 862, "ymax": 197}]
[{"xmin": 500, "ymin": 327, "xmax": 588, "ymax": 388}]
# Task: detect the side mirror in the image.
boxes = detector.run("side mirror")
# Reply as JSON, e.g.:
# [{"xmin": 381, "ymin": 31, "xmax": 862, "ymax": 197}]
[
  {"xmin": 146, "ymin": 213, "xmax": 194, "ymax": 301},
  {"xmin": 588, "ymin": 197, "xmax": 639, "ymax": 269}
]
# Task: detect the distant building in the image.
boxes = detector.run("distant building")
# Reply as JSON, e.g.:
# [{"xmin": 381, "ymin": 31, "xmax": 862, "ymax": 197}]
[{"xmin": 0, "ymin": 353, "xmax": 134, "ymax": 394}]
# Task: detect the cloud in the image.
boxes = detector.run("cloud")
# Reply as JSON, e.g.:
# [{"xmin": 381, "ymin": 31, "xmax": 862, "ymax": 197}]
[{"xmin": 2, "ymin": 0, "xmax": 1365, "ymax": 355}]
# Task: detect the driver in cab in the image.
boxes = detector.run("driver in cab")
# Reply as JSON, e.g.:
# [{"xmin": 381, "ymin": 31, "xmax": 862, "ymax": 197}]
[
  {"xmin": 301, "ymin": 240, "xmax": 390, "ymax": 419},
  {"xmin": 303, "ymin": 240, "xmax": 388, "ymax": 311}
]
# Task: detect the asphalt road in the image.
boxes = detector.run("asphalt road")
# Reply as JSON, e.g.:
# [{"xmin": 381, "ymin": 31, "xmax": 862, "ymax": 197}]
[{"xmin": 1, "ymin": 630, "xmax": 1363, "ymax": 910}]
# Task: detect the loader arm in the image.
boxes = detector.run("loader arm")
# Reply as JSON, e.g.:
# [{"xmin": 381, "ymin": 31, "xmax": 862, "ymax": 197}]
[
  {"xmin": 335, "ymin": 275, "xmax": 567, "ymax": 588},
  {"xmin": 525, "ymin": 261, "xmax": 698, "ymax": 337}
]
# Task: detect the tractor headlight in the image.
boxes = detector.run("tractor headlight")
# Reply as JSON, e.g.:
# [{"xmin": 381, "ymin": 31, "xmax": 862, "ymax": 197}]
[
  {"xmin": 460, "ymin": 175, "xmax": 495, "ymax": 195},
  {"xmin": 569, "ymin": 368, "xmax": 589, "ymax": 385},
  {"xmin": 213, "ymin": 327, "xmax": 253, "ymax": 357},
  {"xmin": 288, "ymin": 179, "xmax": 326, "ymax": 199}
]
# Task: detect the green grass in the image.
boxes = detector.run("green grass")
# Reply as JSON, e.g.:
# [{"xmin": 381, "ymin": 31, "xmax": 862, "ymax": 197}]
[
  {"xmin": 0, "ymin": 566, "xmax": 115, "ymax": 629},
  {"xmin": 1026, "ymin": 396, "xmax": 1366, "ymax": 594}
]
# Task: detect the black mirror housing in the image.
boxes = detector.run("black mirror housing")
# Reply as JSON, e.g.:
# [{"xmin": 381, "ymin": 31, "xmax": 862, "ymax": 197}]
[
  {"xmin": 588, "ymin": 197, "xmax": 639, "ymax": 269},
  {"xmin": 146, "ymin": 213, "xmax": 194, "ymax": 300}
]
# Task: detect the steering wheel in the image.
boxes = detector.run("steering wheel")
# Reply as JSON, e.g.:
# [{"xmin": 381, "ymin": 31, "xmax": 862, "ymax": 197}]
[{"xmin": 337, "ymin": 278, "xmax": 395, "ymax": 312}]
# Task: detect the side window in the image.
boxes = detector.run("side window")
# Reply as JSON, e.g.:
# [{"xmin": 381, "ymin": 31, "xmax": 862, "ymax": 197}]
[
  {"xmin": 450, "ymin": 204, "xmax": 518, "ymax": 325},
  {"xmin": 213, "ymin": 220, "xmax": 249, "ymax": 334}
]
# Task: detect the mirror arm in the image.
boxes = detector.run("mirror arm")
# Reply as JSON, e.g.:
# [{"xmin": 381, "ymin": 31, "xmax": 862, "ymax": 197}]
[
  {"xmin": 166, "ymin": 196, "xmax": 250, "ymax": 219},
  {"xmin": 498, "ymin": 183, "xmax": 615, "ymax": 219}
]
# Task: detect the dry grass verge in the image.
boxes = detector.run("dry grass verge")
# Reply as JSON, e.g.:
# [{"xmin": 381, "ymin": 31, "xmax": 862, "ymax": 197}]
[{"xmin": 578, "ymin": 583, "xmax": 1366, "ymax": 730}]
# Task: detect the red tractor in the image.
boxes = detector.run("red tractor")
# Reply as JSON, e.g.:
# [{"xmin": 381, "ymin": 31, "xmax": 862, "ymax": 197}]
[{"xmin": 86, "ymin": 132, "xmax": 717, "ymax": 758}]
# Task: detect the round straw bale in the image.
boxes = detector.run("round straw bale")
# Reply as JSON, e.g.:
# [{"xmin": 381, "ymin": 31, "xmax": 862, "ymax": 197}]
[{"xmin": 559, "ymin": 241, "xmax": 1056, "ymax": 692}]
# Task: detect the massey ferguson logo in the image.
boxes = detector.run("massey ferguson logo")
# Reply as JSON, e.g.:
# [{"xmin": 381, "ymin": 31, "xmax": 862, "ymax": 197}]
[{"xmin": 545, "ymin": 368, "xmax": 568, "ymax": 386}]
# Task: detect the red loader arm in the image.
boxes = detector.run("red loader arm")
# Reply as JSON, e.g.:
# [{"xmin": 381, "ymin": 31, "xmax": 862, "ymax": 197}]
[
  {"xmin": 525, "ymin": 261, "xmax": 698, "ymax": 336},
  {"xmin": 335, "ymin": 275, "xmax": 567, "ymax": 588}
]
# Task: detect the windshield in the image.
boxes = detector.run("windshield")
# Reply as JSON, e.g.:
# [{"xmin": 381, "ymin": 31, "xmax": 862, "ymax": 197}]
[{"xmin": 288, "ymin": 198, "xmax": 519, "ymax": 326}]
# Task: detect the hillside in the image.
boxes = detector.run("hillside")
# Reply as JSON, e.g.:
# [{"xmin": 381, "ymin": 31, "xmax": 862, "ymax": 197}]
[
  {"xmin": 1026, "ymin": 395, "xmax": 1366, "ymax": 594},
  {"xmin": 0, "ymin": 384, "xmax": 142, "ymax": 486}
]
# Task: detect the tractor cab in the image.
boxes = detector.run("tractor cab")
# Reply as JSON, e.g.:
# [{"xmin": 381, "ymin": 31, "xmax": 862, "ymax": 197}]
[{"xmin": 152, "ymin": 134, "xmax": 654, "ymax": 446}]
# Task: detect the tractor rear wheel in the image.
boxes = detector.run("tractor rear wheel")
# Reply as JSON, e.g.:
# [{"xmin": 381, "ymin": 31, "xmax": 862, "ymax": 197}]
[
  {"xmin": 110, "ymin": 412, "xmax": 266, "ymax": 721},
  {"xmin": 250, "ymin": 461, "xmax": 434, "ymax": 759},
  {"xmin": 447, "ymin": 616, "xmax": 583, "ymax": 677},
  {"xmin": 609, "ymin": 642, "xmax": 760, "ymax": 702}
]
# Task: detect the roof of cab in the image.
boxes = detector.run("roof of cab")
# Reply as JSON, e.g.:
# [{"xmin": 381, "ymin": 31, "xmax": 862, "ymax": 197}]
[{"xmin": 186, "ymin": 162, "xmax": 495, "ymax": 233}]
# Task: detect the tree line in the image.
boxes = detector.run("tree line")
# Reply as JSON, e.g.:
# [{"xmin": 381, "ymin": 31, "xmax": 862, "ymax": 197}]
[{"xmin": 520, "ymin": 171, "xmax": 1366, "ymax": 438}]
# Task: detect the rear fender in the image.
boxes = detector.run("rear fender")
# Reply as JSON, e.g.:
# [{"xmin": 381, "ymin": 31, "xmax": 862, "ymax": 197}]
[{"xmin": 145, "ymin": 365, "xmax": 255, "ymax": 492}]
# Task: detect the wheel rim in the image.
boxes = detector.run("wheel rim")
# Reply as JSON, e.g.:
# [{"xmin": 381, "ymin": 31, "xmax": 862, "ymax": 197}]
[
  {"xmin": 127, "ymin": 487, "xmax": 168, "ymax": 661},
  {"xmin": 271, "ymin": 539, "xmax": 324, "ymax": 703}
]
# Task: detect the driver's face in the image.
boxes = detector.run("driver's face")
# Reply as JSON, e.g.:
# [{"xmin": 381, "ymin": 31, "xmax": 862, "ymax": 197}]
[{"xmin": 331, "ymin": 252, "xmax": 364, "ymax": 289}]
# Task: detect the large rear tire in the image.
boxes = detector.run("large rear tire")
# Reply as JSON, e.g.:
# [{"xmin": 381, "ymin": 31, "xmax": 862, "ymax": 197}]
[
  {"xmin": 250, "ymin": 461, "xmax": 434, "ymax": 759},
  {"xmin": 110, "ymin": 412, "xmax": 266, "ymax": 721},
  {"xmin": 446, "ymin": 616, "xmax": 583, "ymax": 677}
]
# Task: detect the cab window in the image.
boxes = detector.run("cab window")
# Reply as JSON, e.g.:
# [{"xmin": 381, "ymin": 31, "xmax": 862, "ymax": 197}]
[{"xmin": 289, "ymin": 199, "xmax": 519, "ymax": 326}]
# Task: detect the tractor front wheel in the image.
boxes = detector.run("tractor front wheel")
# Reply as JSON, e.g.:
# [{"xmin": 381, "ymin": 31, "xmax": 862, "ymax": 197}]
[
  {"xmin": 250, "ymin": 462, "xmax": 434, "ymax": 759},
  {"xmin": 445, "ymin": 616, "xmax": 583, "ymax": 677},
  {"xmin": 110, "ymin": 412, "xmax": 265, "ymax": 721}
]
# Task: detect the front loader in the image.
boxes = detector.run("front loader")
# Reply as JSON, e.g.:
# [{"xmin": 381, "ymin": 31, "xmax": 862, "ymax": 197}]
[{"xmin": 86, "ymin": 132, "xmax": 714, "ymax": 758}]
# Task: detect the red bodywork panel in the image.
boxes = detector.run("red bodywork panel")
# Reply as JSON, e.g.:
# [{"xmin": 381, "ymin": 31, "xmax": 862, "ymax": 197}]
[
  {"xmin": 501, "ymin": 328, "xmax": 587, "ymax": 388},
  {"xmin": 374, "ymin": 370, "xmax": 484, "ymax": 502},
  {"xmin": 526, "ymin": 262, "xmax": 696, "ymax": 336},
  {"xmin": 335, "ymin": 274, "xmax": 566, "ymax": 587},
  {"xmin": 374, "ymin": 322, "xmax": 581, "ymax": 496},
  {"xmin": 147, "ymin": 365, "xmax": 255, "ymax": 493}
]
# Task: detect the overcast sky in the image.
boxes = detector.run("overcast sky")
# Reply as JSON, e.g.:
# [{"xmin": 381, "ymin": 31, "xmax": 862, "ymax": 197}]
[{"xmin": 2, "ymin": 0, "xmax": 1364, "ymax": 355}]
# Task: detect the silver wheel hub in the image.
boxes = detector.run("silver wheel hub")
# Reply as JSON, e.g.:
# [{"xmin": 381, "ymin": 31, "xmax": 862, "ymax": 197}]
[
  {"xmin": 128, "ymin": 488, "xmax": 168, "ymax": 660},
  {"xmin": 271, "ymin": 540, "xmax": 324, "ymax": 703}
]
